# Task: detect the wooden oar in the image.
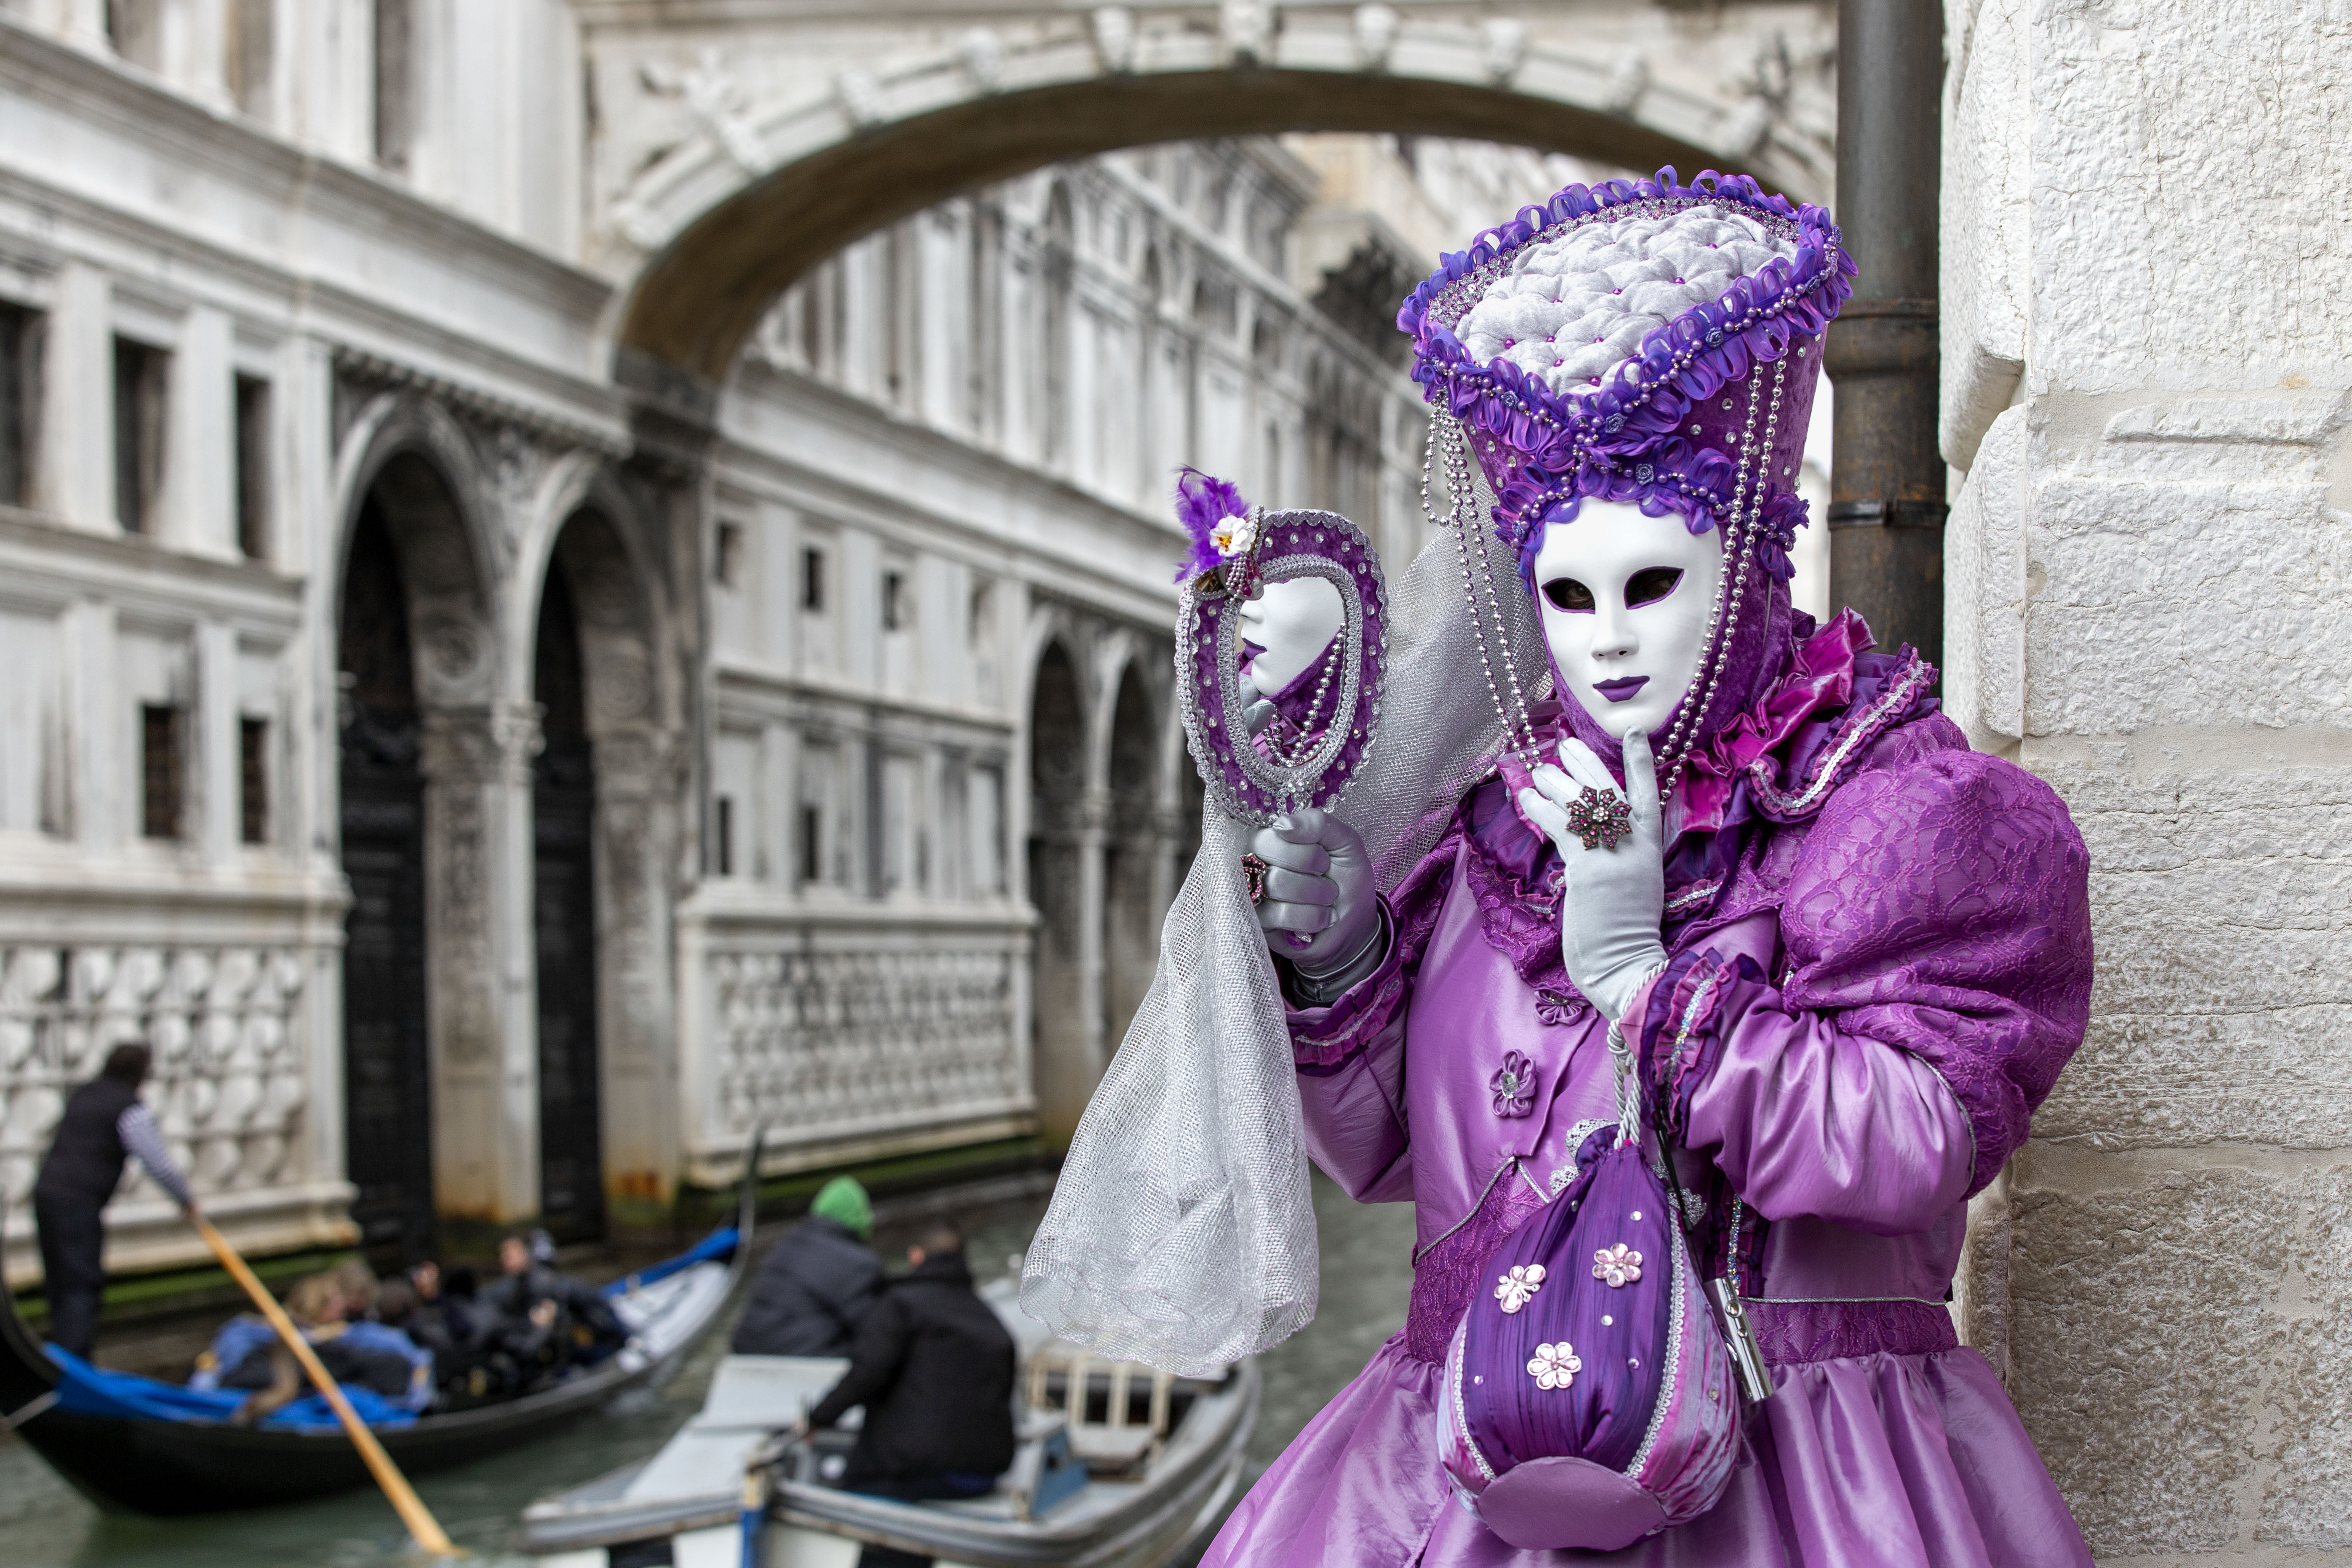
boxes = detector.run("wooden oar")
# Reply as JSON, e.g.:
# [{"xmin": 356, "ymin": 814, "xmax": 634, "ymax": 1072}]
[{"xmin": 190, "ymin": 1212, "xmax": 460, "ymax": 1556}]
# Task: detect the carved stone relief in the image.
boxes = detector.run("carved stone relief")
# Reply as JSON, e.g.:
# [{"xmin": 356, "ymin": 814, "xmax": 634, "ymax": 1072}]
[
  {"xmin": 0, "ymin": 942, "xmax": 314, "ymax": 1227},
  {"xmin": 710, "ymin": 948, "xmax": 1020, "ymax": 1140}
]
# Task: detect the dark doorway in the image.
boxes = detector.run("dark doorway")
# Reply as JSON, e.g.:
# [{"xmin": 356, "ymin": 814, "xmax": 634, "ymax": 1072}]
[
  {"xmin": 1102, "ymin": 668, "xmax": 1158, "ymax": 1054},
  {"xmin": 533, "ymin": 559, "xmax": 604, "ymax": 1243},
  {"xmin": 1027, "ymin": 642, "xmax": 1088, "ymax": 1137},
  {"xmin": 338, "ymin": 497, "xmax": 434, "ymax": 1267}
]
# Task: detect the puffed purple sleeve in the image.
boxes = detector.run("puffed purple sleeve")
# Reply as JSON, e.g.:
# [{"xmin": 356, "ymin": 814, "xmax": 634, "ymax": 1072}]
[
  {"xmin": 1630, "ymin": 949, "xmax": 1974, "ymax": 1234},
  {"xmin": 1291, "ymin": 966, "xmax": 1413, "ymax": 1204},
  {"xmin": 1632, "ymin": 745, "xmax": 2093, "ymax": 1227},
  {"xmin": 1279, "ymin": 830, "xmax": 1463, "ymax": 1205}
]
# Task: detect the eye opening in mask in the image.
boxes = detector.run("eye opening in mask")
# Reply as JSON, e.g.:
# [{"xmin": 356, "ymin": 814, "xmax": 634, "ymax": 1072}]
[
  {"xmin": 1625, "ymin": 567, "xmax": 1685, "ymax": 608},
  {"xmin": 1541, "ymin": 576, "xmax": 1595, "ymax": 613}
]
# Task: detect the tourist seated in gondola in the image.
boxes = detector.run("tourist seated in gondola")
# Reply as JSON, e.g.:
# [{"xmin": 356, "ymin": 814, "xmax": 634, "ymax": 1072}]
[
  {"xmin": 386, "ymin": 1259, "xmax": 502, "ymax": 1400},
  {"xmin": 192, "ymin": 1269, "xmax": 433, "ymax": 1422},
  {"xmin": 733, "ymin": 1176, "xmax": 881, "ymax": 1357},
  {"xmin": 798, "ymin": 1219, "xmax": 1017, "ymax": 1568},
  {"xmin": 481, "ymin": 1230, "xmax": 627, "ymax": 1386}
]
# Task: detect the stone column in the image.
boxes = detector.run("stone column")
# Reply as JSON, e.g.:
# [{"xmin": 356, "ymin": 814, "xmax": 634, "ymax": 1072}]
[
  {"xmin": 1073, "ymin": 784, "xmax": 1109, "ymax": 1079},
  {"xmin": 590, "ymin": 724, "xmax": 681, "ymax": 1223},
  {"xmin": 1940, "ymin": 1, "xmax": 2352, "ymax": 1558},
  {"xmin": 417, "ymin": 702, "xmax": 542, "ymax": 1224},
  {"xmin": 167, "ymin": 305, "xmax": 236, "ymax": 560},
  {"xmin": 38, "ymin": 262, "xmax": 111, "ymax": 533}
]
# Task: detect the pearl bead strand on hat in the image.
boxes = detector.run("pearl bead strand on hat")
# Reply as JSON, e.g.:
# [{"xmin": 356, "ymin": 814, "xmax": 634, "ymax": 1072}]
[
  {"xmin": 1656, "ymin": 354, "xmax": 1785, "ymax": 801},
  {"xmin": 1450, "ymin": 419, "xmax": 1545, "ymax": 756},
  {"xmin": 1426, "ymin": 413, "xmax": 1540, "ymax": 769}
]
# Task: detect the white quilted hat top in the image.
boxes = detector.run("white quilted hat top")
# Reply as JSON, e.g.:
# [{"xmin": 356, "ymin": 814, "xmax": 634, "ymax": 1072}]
[{"xmin": 1453, "ymin": 206, "xmax": 1795, "ymax": 397}]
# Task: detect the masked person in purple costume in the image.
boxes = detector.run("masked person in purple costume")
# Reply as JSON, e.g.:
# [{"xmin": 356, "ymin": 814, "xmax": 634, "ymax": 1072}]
[{"xmin": 1195, "ymin": 171, "xmax": 2095, "ymax": 1565}]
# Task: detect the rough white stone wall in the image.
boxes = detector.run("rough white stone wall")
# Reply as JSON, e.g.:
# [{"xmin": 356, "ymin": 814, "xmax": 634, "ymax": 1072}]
[{"xmin": 1942, "ymin": 1, "xmax": 2352, "ymax": 1559}]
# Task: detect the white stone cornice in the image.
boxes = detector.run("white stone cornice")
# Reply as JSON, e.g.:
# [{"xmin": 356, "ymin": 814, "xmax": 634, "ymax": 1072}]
[{"xmin": 333, "ymin": 349, "xmax": 633, "ymax": 461}]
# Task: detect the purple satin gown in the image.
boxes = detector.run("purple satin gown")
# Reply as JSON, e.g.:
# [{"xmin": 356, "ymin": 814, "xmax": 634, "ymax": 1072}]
[{"xmin": 1203, "ymin": 626, "xmax": 2096, "ymax": 1568}]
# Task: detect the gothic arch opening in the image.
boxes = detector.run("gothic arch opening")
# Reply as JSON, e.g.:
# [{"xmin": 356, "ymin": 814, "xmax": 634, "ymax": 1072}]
[
  {"xmin": 337, "ymin": 450, "xmax": 483, "ymax": 1265},
  {"xmin": 531, "ymin": 551, "xmax": 601, "ymax": 1244},
  {"xmin": 1027, "ymin": 640, "xmax": 1090, "ymax": 1138},
  {"xmin": 1102, "ymin": 665, "xmax": 1161, "ymax": 1054},
  {"xmin": 533, "ymin": 503, "xmax": 671, "ymax": 1234}
]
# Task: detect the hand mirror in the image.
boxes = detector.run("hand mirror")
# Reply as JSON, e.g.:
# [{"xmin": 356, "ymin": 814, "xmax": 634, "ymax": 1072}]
[{"xmin": 1176, "ymin": 506, "xmax": 1387, "ymax": 827}]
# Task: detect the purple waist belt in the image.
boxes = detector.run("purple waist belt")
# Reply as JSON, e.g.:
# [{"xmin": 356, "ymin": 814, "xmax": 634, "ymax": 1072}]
[{"xmin": 1400, "ymin": 1179, "xmax": 1958, "ymax": 1366}]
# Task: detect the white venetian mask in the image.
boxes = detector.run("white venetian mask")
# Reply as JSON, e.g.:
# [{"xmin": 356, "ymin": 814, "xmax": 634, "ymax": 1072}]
[
  {"xmin": 1529, "ymin": 499, "xmax": 1725, "ymax": 739},
  {"xmin": 1238, "ymin": 575, "xmax": 1344, "ymax": 698}
]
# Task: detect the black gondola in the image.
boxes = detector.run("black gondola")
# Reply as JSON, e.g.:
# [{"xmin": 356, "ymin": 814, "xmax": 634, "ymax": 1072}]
[{"xmin": 0, "ymin": 1130, "xmax": 764, "ymax": 1517}]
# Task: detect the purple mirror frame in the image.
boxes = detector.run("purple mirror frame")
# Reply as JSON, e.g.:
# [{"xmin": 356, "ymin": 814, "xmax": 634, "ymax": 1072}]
[{"xmin": 1176, "ymin": 508, "xmax": 1388, "ymax": 828}]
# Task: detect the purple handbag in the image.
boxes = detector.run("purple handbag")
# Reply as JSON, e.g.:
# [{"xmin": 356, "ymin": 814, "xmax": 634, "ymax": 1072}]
[{"xmin": 1438, "ymin": 1040, "xmax": 1758, "ymax": 1550}]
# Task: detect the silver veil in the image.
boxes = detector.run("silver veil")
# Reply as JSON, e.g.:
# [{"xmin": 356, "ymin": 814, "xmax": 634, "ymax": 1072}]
[{"xmin": 1019, "ymin": 443, "xmax": 1547, "ymax": 1375}]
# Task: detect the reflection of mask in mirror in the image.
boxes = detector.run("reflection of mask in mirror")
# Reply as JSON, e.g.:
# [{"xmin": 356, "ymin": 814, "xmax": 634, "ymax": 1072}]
[
  {"xmin": 1239, "ymin": 576, "xmax": 1344, "ymax": 698},
  {"xmin": 1529, "ymin": 499, "xmax": 1726, "ymax": 739}
]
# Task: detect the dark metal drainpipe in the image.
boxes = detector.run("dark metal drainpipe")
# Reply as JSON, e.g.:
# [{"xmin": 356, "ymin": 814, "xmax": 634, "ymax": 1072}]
[{"xmin": 1826, "ymin": 0, "xmax": 1945, "ymax": 666}]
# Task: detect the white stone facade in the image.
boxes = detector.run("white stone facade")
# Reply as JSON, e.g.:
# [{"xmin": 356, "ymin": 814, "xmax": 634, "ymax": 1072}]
[
  {"xmin": 0, "ymin": 4, "xmax": 1558, "ymax": 1277},
  {"xmin": 0, "ymin": 0, "xmax": 1831, "ymax": 1317},
  {"xmin": 1941, "ymin": 0, "xmax": 2352, "ymax": 1558}
]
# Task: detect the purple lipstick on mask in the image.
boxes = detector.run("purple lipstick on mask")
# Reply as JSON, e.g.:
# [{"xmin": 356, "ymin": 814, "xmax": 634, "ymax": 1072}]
[{"xmin": 1592, "ymin": 676, "xmax": 1649, "ymax": 704}]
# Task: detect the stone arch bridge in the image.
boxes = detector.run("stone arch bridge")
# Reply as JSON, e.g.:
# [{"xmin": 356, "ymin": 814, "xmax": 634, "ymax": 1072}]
[{"xmin": 582, "ymin": 1, "xmax": 1836, "ymax": 402}]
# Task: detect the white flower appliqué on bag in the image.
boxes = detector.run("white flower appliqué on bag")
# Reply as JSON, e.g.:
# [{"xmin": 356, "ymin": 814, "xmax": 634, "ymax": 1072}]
[
  {"xmin": 1527, "ymin": 1341, "xmax": 1583, "ymax": 1391},
  {"xmin": 1494, "ymin": 1263, "xmax": 1547, "ymax": 1314},
  {"xmin": 1592, "ymin": 1243, "xmax": 1643, "ymax": 1287}
]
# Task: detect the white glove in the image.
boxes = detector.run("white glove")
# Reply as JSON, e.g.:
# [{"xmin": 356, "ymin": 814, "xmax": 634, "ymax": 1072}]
[
  {"xmin": 1250, "ymin": 808, "xmax": 1381, "ymax": 978},
  {"xmin": 1515, "ymin": 726, "xmax": 1668, "ymax": 1023}
]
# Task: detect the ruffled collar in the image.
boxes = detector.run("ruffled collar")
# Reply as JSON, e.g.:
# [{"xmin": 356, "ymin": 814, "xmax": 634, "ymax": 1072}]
[{"xmin": 1674, "ymin": 608, "xmax": 1874, "ymax": 838}]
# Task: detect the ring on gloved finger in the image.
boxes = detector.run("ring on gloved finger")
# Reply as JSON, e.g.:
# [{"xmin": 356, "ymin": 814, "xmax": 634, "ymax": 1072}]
[
  {"xmin": 1241, "ymin": 852, "xmax": 1270, "ymax": 906},
  {"xmin": 1563, "ymin": 785, "xmax": 1633, "ymax": 851}
]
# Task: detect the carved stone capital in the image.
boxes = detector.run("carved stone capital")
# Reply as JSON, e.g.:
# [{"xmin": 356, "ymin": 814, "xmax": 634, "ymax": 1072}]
[
  {"xmin": 420, "ymin": 704, "xmax": 543, "ymax": 784},
  {"xmin": 592, "ymin": 725, "xmax": 682, "ymax": 797}
]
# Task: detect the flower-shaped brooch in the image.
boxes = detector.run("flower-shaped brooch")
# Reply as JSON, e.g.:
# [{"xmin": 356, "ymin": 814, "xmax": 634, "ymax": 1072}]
[
  {"xmin": 1563, "ymin": 786, "xmax": 1633, "ymax": 851},
  {"xmin": 1490, "ymin": 1050, "xmax": 1537, "ymax": 1118},
  {"xmin": 1592, "ymin": 1243, "xmax": 1643, "ymax": 1288},
  {"xmin": 1528, "ymin": 1341, "xmax": 1583, "ymax": 1391},
  {"xmin": 1494, "ymin": 1262, "xmax": 1547, "ymax": 1314}
]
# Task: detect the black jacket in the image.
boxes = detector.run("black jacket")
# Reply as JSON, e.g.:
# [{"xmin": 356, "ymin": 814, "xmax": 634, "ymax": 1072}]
[
  {"xmin": 35, "ymin": 1078, "xmax": 139, "ymax": 1204},
  {"xmin": 808, "ymin": 1253, "xmax": 1017, "ymax": 1484},
  {"xmin": 733, "ymin": 1217, "xmax": 882, "ymax": 1357},
  {"xmin": 481, "ymin": 1263, "xmax": 619, "ymax": 1333}
]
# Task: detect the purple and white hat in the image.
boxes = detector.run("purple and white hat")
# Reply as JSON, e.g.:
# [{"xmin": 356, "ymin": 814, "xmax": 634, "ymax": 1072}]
[
  {"xmin": 1399, "ymin": 167, "xmax": 1855, "ymax": 785},
  {"xmin": 1400, "ymin": 165, "xmax": 1851, "ymax": 587}
]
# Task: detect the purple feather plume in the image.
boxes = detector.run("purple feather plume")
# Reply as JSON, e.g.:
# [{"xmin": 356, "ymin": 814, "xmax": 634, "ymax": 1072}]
[{"xmin": 1173, "ymin": 467, "xmax": 1250, "ymax": 583}]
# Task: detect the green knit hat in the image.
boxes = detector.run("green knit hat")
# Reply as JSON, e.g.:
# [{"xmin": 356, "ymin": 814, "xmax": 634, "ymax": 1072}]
[{"xmin": 809, "ymin": 1176, "xmax": 872, "ymax": 1240}]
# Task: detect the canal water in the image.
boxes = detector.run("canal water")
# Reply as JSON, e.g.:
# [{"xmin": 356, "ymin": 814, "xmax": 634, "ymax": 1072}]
[{"xmin": 0, "ymin": 1174, "xmax": 1415, "ymax": 1566}]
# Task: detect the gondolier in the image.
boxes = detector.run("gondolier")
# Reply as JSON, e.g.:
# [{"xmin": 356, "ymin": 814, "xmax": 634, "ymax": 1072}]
[{"xmin": 33, "ymin": 1044, "xmax": 196, "ymax": 1357}]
